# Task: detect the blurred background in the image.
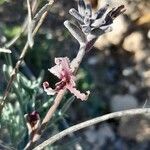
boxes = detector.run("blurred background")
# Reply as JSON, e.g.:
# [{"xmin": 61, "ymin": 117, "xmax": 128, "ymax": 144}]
[{"xmin": 0, "ymin": 0, "xmax": 150, "ymax": 149}]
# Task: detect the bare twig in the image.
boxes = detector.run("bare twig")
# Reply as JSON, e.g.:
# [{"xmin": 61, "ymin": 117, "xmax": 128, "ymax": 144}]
[
  {"xmin": 33, "ymin": 108, "xmax": 150, "ymax": 150},
  {"xmin": 0, "ymin": 0, "xmax": 54, "ymax": 114}
]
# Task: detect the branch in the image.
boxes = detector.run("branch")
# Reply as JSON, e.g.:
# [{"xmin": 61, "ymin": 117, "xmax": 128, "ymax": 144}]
[{"xmin": 33, "ymin": 108, "xmax": 150, "ymax": 150}]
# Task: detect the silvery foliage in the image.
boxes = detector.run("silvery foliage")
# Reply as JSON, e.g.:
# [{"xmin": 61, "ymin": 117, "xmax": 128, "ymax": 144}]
[{"xmin": 64, "ymin": 0, "xmax": 125, "ymax": 51}]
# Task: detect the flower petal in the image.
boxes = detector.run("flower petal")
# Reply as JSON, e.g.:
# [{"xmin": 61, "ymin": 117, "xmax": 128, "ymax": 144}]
[
  {"xmin": 58, "ymin": 57, "xmax": 71, "ymax": 72},
  {"xmin": 48, "ymin": 65, "xmax": 61, "ymax": 78},
  {"xmin": 48, "ymin": 57, "xmax": 71, "ymax": 78},
  {"xmin": 43, "ymin": 81, "xmax": 56, "ymax": 95},
  {"xmin": 67, "ymin": 85, "xmax": 90, "ymax": 101}
]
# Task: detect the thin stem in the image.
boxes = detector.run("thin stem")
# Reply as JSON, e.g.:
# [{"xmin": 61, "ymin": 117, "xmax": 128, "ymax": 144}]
[
  {"xmin": 33, "ymin": 108, "xmax": 150, "ymax": 150},
  {"xmin": 33, "ymin": 90, "xmax": 66, "ymax": 142},
  {"xmin": 71, "ymin": 45, "xmax": 86, "ymax": 73}
]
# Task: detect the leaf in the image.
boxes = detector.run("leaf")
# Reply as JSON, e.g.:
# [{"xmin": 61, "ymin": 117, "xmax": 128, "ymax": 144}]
[
  {"xmin": 64, "ymin": 20, "xmax": 86, "ymax": 44},
  {"xmin": 94, "ymin": 4, "xmax": 109, "ymax": 19},
  {"xmin": 69, "ymin": 8, "xmax": 84, "ymax": 23},
  {"xmin": 0, "ymin": 48, "xmax": 11, "ymax": 53},
  {"xmin": 2, "ymin": 64, "xmax": 13, "ymax": 79},
  {"xmin": 33, "ymin": 3, "xmax": 50, "ymax": 22},
  {"xmin": 78, "ymin": 0, "xmax": 86, "ymax": 16},
  {"xmin": 91, "ymin": 26, "xmax": 112, "ymax": 37},
  {"xmin": 91, "ymin": 18, "xmax": 106, "ymax": 28},
  {"xmin": 85, "ymin": 3, "xmax": 92, "ymax": 18}
]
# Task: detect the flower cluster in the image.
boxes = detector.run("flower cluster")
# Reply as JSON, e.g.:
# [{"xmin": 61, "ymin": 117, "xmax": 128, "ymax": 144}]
[{"xmin": 43, "ymin": 57, "xmax": 90, "ymax": 100}]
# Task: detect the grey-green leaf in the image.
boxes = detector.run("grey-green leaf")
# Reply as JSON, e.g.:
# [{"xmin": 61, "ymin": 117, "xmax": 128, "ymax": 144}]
[{"xmin": 64, "ymin": 20, "xmax": 86, "ymax": 44}]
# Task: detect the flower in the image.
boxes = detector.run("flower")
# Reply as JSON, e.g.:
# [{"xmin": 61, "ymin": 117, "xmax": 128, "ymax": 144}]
[{"xmin": 43, "ymin": 57, "xmax": 90, "ymax": 100}]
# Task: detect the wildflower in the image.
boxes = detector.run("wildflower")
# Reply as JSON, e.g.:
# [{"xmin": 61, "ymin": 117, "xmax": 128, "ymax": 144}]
[
  {"xmin": 43, "ymin": 57, "xmax": 90, "ymax": 100},
  {"xmin": 64, "ymin": 0, "xmax": 126, "ymax": 51}
]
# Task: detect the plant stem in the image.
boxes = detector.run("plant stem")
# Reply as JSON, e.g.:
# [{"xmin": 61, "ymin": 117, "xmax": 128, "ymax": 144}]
[{"xmin": 33, "ymin": 90, "xmax": 66, "ymax": 142}]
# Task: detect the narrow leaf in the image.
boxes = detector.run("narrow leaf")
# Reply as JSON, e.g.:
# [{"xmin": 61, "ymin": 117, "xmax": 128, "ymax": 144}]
[
  {"xmin": 0, "ymin": 48, "xmax": 11, "ymax": 53},
  {"xmin": 69, "ymin": 8, "xmax": 84, "ymax": 23},
  {"xmin": 78, "ymin": 0, "xmax": 86, "ymax": 16},
  {"xmin": 33, "ymin": 3, "xmax": 50, "ymax": 22},
  {"xmin": 91, "ymin": 26, "xmax": 112, "ymax": 36},
  {"xmin": 91, "ymin": 18, "xmax": 106, "ymax": 28},
  {"xmin": 85, "ymin": 3, "xmax": 92, "ymax": 18},
  {"xmin": 64, "ymin": 20, "xmax": 86, "ymax": 44},
  {"xmin": 94, "ymin": 4, "xmax": 109, "ymax": 19}
]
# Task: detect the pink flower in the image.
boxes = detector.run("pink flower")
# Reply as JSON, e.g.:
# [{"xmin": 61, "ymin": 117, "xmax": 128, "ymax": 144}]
[{"xmin": 43, "ymin": 57, "xmax": 90, "ymax": 100}]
